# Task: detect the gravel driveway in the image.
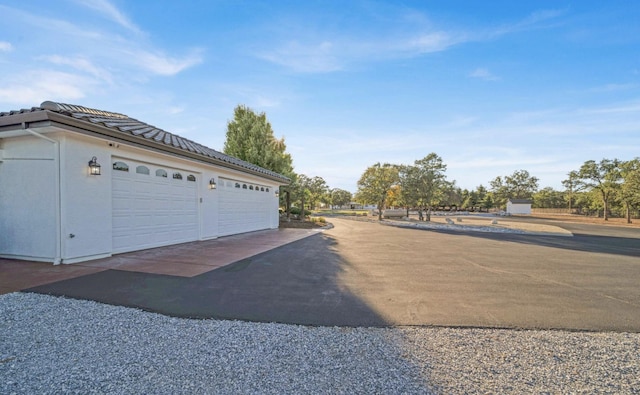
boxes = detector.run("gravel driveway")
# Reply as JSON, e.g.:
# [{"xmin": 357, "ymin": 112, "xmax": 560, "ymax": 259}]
[{"xmin": 2, "ymin": 293, "xmax": 639, "ymax": 394}]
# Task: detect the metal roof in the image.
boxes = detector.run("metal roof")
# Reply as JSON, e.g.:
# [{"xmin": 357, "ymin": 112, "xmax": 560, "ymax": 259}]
[
  {"xmin": 508, "ymin": 199, "xmax": 533, "ymax": 204},
  {"xmin": 0, "ymin": 101, "xmax": 290, "ymax": 183}
]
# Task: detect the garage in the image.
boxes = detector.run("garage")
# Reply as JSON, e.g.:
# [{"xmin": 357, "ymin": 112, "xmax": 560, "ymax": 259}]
[
  {"xmin": 111, "ymin": 158, "xmax": 199, "ymax": 253},
  {"xmin": 218, "ymin": 177, "xmax": 274, "ymax": 236},
  {"xmin": 0, "ymin": 101, "xmax": 289, "ymax": 264}
]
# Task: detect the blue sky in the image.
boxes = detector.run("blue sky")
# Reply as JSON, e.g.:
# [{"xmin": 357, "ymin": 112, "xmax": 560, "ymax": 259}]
[{"xmin": 1, "ymin": 1, "xmax": 639, "ymax": 193}]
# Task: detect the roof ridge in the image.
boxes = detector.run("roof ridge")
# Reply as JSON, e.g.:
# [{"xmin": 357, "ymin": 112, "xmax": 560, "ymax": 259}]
[{"xmin": 41, "ymin": 101, "xmax": 129, "ymax": 119}]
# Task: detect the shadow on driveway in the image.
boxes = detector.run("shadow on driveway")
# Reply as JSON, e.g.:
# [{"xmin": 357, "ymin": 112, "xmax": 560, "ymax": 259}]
[{"xmin": 25, "ymin": 233, "xmax": 388, "ymax": 326}]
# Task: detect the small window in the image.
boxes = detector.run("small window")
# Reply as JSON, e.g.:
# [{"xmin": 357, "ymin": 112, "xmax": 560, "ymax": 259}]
[
  {"xmin": 242, "ymin": 184, "xmax": 247, "ymax": 189},
  {"xmin": 249, "ymin": 185, "xmax": 254, "ymax": 190},
  {"xmin": 255, "ymin": 187, "xmax": 260, "ymax": 192},
  {"xmin": 187, "ymin": 174, "xmax": 196, "ymax": 182},
  {"xmin": 156, "ymin": 169, "xmax": 168, "ymax": 178},
  {"xmin": 235, "ymin": 182, "xmax": 241, "ymax": 188},
  {"xmin": 260, "ymin": 187, "xmax": 265, "ymax": 192},
  {"xmin": 113, "ymin": 161, "xmax": 129, "ymax": 172},
  {"xmin": 136, "ymin": 165, "xmax": 150, "ymax": 175},
  {"xmin": 173, "ymin": 172, "xmax": 183, "ymax": 180},
  {"xmin": 266, "ymin": 188, "xmax": 270, "ymax": 193}
]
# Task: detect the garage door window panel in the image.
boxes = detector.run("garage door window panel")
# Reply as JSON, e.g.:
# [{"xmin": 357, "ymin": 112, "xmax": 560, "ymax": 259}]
[{"xmin": 113, "ymin": 161, "xmax": 129, "ymax": 172}]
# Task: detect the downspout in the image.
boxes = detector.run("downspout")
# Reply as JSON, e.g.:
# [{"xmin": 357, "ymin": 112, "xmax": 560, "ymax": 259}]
[{"xmin": 22, "ymin": 123, "xmax": 62, "ymax": 265}]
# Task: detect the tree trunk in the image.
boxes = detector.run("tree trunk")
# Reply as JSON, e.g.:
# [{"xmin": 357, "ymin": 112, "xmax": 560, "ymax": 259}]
[
  {"xmin": 301, "ymin": 195, "xmax": 305, "ymax": 222},
  {"xmin": 426, "ymin": 206, "xmax": 431, "ymax": 222},
  {"xmin": 378, "ymin": 200, "xmax": 383, "ymax": 221},
  {"xmin": 286, "ymin": 190, "xmax": 291, "ymax": 219},
  {"xmin": 602, "ymin": 190, "xmax": 609, "ymax": 221},
  {"xmin": 626, "ymin": 202, "xmax": 632, "ymax": 224}
]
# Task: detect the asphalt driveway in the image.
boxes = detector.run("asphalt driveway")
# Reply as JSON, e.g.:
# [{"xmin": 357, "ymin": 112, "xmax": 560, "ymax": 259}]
[{"xmin": 25, "ymin": 217, "xmax": 640, "ymax": 332}]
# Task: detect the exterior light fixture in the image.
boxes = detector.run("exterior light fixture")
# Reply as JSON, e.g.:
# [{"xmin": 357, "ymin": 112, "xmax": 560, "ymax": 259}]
[
  {"xmin": 88, "ymin": 156, "xmax": 101, "ymax": 175},
  {"xmin": 275, "ymin": 189, "xmax": 280, "ymax": 197},
  {"xmin": 209, "ymin": 178, "xmax": 217, "ymax": 189}
]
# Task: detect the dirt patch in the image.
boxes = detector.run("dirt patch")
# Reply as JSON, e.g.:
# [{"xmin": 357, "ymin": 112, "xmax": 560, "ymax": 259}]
[
  {"xmin": 530, "ymin": 214, "xmax": 640, "ymax": 228},
  {"xmin": 279, "ymin": 219, "xmax": 326, "ymax": 229}
]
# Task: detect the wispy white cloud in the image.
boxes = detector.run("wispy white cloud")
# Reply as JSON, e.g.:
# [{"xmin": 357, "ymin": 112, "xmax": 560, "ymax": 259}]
[
  {"xmin": 586, "ymin": 83, "xmax": 638, "ymax": 93},
  {"xmin": 403, "ymin": 31, "xmax": 459, "ymax": 54},
  {"xmin": 0, "ymin": 70, "xmax": 91, "ymax": 104},
  {"xmin": 259, "ymin": 41, "xmax": 341, "ymax": 73},
  {"xmin": 2, "ymin": 3, "xmax": 202, "ymax": 78},
  {"xmin": 492, "ymin": 8, "xmax": 567, "ymax": 37},
  {"xmin": 125, "ymin": 48, "xmax": 204, "ymax": 76},
  {"xmin": 0, "ymin": 41, "xmax": 12, "ymax": 52},
  {"xmin": 72, "ymin": 0, "xmax": 142, "ymax": 35},
  {"xmin": 469, "ymin": 68, "xmax": 500, "ymax": 81},
  {"xmin": 39, "ymin": 55, "xmax": 113, "ymax": 83},
  {"xmin": 258, "ymin": 7, "xmax": 565, "ymax": 73}
]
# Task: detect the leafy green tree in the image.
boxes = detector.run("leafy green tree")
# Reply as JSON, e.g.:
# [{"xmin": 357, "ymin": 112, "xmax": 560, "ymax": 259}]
[
  {"xmin": 619, "ymin": 158, "xmax": 640, "ymax": 223},
  {"xmin": 355, "ymin": 163, "xmax": 399, "ymax": 220},
  {"xmin": 574, "ymin": 159, "xmax": 622, "ymax": 220},
  {"xmin": 532, "ymin": 187, "xmax": 566, "ymax": 208},
  {"xmin": 440, "ymin": 182, "xmax": 463, "ymax": 210},
  {"xmin": 463, "ymin": 185, "xmax": 488, "ymax": 211},
  {"xmin": 398, "ymin": 164, "xmax": 421, "ymax": 214},
  {"xmin": 412, "ymin": 153, "xmax": 448, "ymax": 221},
  {"xmin": 223, "ymin": 105, "xmax": 294, "ymax": 177},
  {"xmin": 304, "ymin": 176, "xmax": 329, "ymax": 210},
  {"xmin": 330, "ymin": 188, "xmax": 352, "ymax": 208},
  {"xmin": 490, "ymin": 170, "xmax": 539, "ymax": 208},
  {"xmin": 482, "ymin": 193, "xmax": 495, "ymax": 212},
  {"xmin": 562, "ymin": 170, "xmax": 581, "ymax": 212},
  {"xmin": 287, "ymin": 174, "xmax": 314, "ymax": 220}
]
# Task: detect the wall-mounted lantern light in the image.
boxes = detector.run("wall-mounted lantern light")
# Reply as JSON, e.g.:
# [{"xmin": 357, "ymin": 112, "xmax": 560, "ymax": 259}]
[
  {"xmin": 275, "ymin": 189, "xmax": 280, "ymax": 197},
  {"xmin": 88, "ymin": 156, "xmax": 101, "ymax": 175},
  {"xmin": 209, "ymin": 178, "xmax": 217, "ymax": 189}
]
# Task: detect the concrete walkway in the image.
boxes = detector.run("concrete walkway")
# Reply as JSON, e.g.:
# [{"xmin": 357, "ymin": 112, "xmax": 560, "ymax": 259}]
[{"xmin": 0, "ymin": 227, "xmax": 321, "ymax": 294}]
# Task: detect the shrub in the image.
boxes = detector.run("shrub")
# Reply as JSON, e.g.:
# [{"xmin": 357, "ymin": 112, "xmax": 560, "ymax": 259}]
[{"xmin": 289, "ymin": 207, "xmax": 311, "ymax": 216}]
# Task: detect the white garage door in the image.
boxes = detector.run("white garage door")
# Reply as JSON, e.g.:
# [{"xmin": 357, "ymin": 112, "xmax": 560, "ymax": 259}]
[
  {"xmin": 218, "ymin": 178, "xmax": 273, "ymax": 236},
  {"xmin": 112, "ymin": 159, "xmax": 199, "ymax": 253}
]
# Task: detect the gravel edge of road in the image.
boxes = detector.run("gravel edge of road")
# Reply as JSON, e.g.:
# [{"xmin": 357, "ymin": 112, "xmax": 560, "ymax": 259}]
[{"xmin": 2, "ymin": 293, "xmax": 639, "ymax": 394}]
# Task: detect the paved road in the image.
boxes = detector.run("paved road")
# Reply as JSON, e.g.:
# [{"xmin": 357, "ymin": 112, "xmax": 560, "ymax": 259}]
[{"xmin": 27, "ymin": 217, "xmax": 640, "ymax": 331}]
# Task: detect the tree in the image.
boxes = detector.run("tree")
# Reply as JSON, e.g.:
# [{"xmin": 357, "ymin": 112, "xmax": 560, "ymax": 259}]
[
  {"xmin": 533, "ymin": 187, "xmax": 565, "ymax": 208},
  {"xmin": 223, "ymin": 105, "xmax": 294, "ymax": 177},
  {"xmin": 490, "ymin": 170, "xmax": 539, "ymax": 208},
  {"xmin": 463, "ymin": 185, "xmax": 488, "ymax": 212},
  {"xmin": 440, "ymin": 182, "xmax": 463, "ymax": 210},
  {"xmin": 562, "ymin": 170, "xmax": 581, "ymax": 212},
  {"xmin": 386, "ymin": 185, "xmax": 402, "ymax": 208},
  {"xmin": 619, "ymin": 158, "xmax": 640, "ymax": 223},
  {"xmin": 398, "ymin": 164, "xmax": 421, "ymax": 215},
  {"xmin": 574, "ymin": 159, "xmax": 622, "ymax": 220},
  {"xmin": 355, "ymin": 163, "xmax": 399, "ymax": 220},
  {"xmin": 412, "ymin": 153, "xmax": 448, "ymax": 221},
  {"xmin": 330, "ymin": 188, "xmax": 352, "ymax": 208},
  {"xmin": 304, "ymin": 176, "xmax": 329, "ymax": 210}
]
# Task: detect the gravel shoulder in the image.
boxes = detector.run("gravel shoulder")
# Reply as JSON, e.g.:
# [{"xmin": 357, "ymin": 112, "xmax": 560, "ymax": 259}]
[{"xmin": 2, "ymin": 293, "xmax": 639, "ymax": 394}]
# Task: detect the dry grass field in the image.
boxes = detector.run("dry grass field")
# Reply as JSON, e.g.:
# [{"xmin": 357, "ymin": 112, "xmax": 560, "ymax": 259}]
[{"xmin": 529, "ymin": 213, "xmax": 640, "ymax": 228}]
